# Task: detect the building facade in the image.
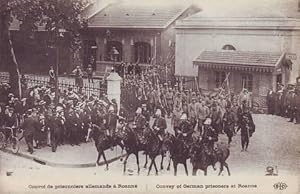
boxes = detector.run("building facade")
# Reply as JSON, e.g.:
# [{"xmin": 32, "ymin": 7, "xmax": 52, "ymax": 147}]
[
  {"xmin": 82, "ymin": 1, "xmax": 200, "ymax": 76},
  {"xmin": 175, "ymin": 0, "xmax": 300, "ymax": 103}
]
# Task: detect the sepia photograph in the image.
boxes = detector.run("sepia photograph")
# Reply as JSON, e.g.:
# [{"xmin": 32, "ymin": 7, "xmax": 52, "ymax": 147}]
[{"xmin": 0, "ymin": 0, "xmax": 299, "ymax": 193}]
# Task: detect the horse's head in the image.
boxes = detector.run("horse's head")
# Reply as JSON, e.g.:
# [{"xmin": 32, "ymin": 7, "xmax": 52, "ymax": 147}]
[
  {"xmin": 162, "ymin": 132, "xmax": 175, "ymax": 150},
  {"xmin": 86, "ymin": 123, "xmax": 103, "ymax": 142},
  {"xmin": 189, "ymin": 137, "xmax": 205, "ymax": 157}
]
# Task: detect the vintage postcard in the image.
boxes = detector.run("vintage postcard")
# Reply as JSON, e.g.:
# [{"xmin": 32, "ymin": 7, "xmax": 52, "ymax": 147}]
[{"xmin": 0, "ymin": 0, "xmax": 299, "ymax": 193}]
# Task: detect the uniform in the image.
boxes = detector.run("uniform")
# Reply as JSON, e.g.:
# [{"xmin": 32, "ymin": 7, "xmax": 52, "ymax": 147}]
[
  {"xmin": 240, "ymin": 111, "xmax": 255, "ymax": 151},
  {"xmin": 152, "ymin": 116, "xmax": 167, "ymax": 141},
  {"xmin": 188, "ymin": 101, "xmax": 197, "ymax": 129},
  {"xmin": 104, "ymin": 112, "xmax": 118, "ymax": 136},
  {"xmin": 210, "ymin": 106, "xmax": 222, "ymax": 134},
  {"xmin": 176, "ymin": 119, "xmax": 193, "ymax": 145}
]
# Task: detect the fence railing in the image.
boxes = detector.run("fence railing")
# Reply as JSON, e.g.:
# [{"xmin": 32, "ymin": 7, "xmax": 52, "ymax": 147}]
[{"xmin": 0, "ymin": 72, "xmax": 106, "ymax": 98}]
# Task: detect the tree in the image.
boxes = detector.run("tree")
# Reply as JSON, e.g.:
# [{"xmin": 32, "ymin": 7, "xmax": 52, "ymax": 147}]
[{"xmin": 0, "ymin": 0, "xmax": 89, "ymax": 97}]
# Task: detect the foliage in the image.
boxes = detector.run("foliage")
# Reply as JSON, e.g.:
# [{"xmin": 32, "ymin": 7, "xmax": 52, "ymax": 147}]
[{"xmin": 1, "ymin": 0, "xmax": 90, "ymax": 50}]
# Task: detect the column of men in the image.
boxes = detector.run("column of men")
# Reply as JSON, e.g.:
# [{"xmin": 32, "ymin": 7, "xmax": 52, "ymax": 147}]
[
  {"xmin": 0, "ymin": 82, "xmax": 120, "ymax": 154},
  {"xmin": 266, "ymin": 83, "xmax": 300, "ymax": 124}
]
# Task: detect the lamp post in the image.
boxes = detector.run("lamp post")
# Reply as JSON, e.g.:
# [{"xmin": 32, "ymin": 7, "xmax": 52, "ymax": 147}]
[{"xmin": 110, "ymin": 46, "xmax": 119, "ymax": 70}]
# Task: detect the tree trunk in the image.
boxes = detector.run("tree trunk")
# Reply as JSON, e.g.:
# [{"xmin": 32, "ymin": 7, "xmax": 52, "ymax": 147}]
[{"xmin": 1, "ymin": 1, "xmax": 21, "ymax": 97}]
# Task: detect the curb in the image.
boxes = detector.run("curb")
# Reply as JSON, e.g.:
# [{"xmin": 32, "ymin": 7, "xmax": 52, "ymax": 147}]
[{"xmin": 0, "ymin": 148, "xmax": 125, "ymax": 168}]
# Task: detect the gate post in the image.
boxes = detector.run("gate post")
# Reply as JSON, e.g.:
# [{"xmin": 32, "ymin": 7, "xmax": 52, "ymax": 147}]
[{"xmin": 106, "ymin": 70, "xmax": 122, "ymax": 115}]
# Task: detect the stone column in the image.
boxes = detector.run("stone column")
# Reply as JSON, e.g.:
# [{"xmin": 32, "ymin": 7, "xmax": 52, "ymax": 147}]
[{"xmin": 106, "ymin": 71, "xmax": 122, "ymax": 115}]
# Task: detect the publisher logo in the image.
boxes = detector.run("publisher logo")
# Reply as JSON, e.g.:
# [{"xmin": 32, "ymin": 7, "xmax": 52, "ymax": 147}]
[{"xmin": 273, "ymin": 182, "xmax": 288, "ymax": 190}]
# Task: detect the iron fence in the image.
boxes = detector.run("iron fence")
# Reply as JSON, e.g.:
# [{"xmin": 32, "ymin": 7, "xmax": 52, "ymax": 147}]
[{"xmin": 0, "ymin": 72, "xmax": 106, "ymax": 98}]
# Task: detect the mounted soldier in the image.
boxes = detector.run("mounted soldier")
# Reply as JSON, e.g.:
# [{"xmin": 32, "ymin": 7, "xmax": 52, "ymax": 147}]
[
  {"xmin": 175, "ymin": 112, "xmax": 193, "ymax": 147},
  {"xmin": 152, "ymin": 109, "xmax": 167, "ymax": 141},
  {"xmin": 201, "ymin": 118, "xmax": 218, "ymax": 169}
]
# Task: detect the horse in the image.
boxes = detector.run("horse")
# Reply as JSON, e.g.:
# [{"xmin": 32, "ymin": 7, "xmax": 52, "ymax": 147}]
[
  {"xmin": 115, "ymin": 120, "xmax": 145, "ymax": 175},
  {"xmin": 118, "ymin": 121, "xmax": 165, "ymax": 176},
  {"xmin": 88, "ymin": 124, "xmax": 124, "ymax": 170},
  {"xmin": 190, "ymin": 140, "xmax": 231, "ymax": 176},
  {"xmin": 144, "ymin": 128, "xmax": 165, "ymax": 176},
  {"xmin": 163, "ymin": 132, "xmax": 190, "ymax": 176}
]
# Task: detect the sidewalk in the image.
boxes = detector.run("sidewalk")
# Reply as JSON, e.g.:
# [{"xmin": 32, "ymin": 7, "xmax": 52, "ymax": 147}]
[{"xmin": 1, "ymin": 139, "xmax": 124, "ymax": 168}]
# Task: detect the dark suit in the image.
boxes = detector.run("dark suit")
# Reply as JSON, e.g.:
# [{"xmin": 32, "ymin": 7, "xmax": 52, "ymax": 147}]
[
  {"xmin": 69, "ymin": 113, "xmax": 82, "ymax": 145},
  {"xmin": 22, "ymin": 116, "xmax": 40, "ymax": 153}
]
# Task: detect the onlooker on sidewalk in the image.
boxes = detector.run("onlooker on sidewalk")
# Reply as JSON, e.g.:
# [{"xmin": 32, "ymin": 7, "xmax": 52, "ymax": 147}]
[
  {"xmin": 72, "ymin": 66, "xmax": 83, "ymax": 93},
  {"xmin": 49, "ymin": 66, "xmax": 56, "ymax": 87},
  {"xmin": 86, "ymin": 64, "xmax": 94, "ymax": 83}
]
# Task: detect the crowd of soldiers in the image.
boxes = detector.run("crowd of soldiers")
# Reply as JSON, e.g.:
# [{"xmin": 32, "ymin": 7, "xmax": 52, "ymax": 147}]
[
  {"xmin": 120, "ymin": 66, "xmax": 255, "ymax": 153},
  {"xmin": 266, "ymin": 83, "xmax": 300, "ymax": 124},
  {"xmin": 0, "ymin": 66, "xmax": 256, "ymax": 158}
]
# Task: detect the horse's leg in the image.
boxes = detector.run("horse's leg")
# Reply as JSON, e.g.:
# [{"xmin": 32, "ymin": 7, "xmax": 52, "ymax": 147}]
[
  {"xmin": 224, "ymin": 162, "xmax": 231, "ymax": 176},
  {"xmin": 218, "ymin": 162, "xmax": 224, "ymax": 176},
  {"xmin": 102, "ymin": 151, "xmax": 109, "ymax": 171},
  {"xmin": 96, "ymin": 151, "xmax": 101, "ymax": 166},
  {"xmin": 160, "ymin": 153, "xmax": 164, "ymax": 170},
  {"xmin": 147, "ymin": 158, "xmax": 154, "ymax": 176},
  {"xmin": 144, "ymin": 153, "xmax": 148, "ymax": 168},
  {"xmin": 135, "ymin": 153, "xmax": 140, "ymax": 175},
  {"xmin": 173, "ymin": 161, "xmax": 178, "ymax": 176},
  {"xmin": 204, "ymin": 168, "xmax": 207, "ymax": 176},
  {"xmin": 192, "ymin": 167, "xmax": 197, "ymax": 176},
  {"xmin": 153, "ymin": 157, "xmax": 159, "ymax": 176},
  {"xmin": 184, "ymin": 161, "xmax": 188, "ymax": 176},
  {"xmin": 167, "ymin": 157, "xmax": 171, "ymax": 171},
  {"xmin": 123, "ymin": 153, "xmax": 130, "ymax": 175},
  {"xmin": 245, "ymin": 138, "xmax": 249, "ymax": 151}
]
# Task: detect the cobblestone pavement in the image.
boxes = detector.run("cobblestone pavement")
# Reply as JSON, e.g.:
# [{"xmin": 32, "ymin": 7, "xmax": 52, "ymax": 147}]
[{"xmin": 1, "ymin": 114, "xmax": 300, "ymax": 178}]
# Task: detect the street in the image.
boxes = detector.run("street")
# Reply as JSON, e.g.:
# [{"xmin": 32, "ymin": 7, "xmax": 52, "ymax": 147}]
[{"xmin": 1, "ymin": 114, "xmax": 299, "ymax": 177}]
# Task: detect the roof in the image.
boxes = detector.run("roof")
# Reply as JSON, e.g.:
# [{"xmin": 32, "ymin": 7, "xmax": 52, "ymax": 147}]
[
  {"xmin": 176, "ymin": 0, "xmax": 300, "ymax": 30},
  {"xmin": 194, "ymin": 51, "xmax": 285, "ymax": 72},
  {"xmin": 88, "ymin": 1, "xmax": 191, "ymax": 29}
]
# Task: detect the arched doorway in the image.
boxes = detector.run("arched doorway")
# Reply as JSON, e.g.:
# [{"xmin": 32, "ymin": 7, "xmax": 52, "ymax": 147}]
[{"xmin": 134, "ymin": 42, "xmax": 151, "ymax": 63}]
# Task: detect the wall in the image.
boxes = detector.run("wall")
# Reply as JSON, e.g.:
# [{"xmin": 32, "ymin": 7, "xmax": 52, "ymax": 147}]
[
  {"xmin": 176, "ymin": 28, "xmax": 300, "ymax": 83},
  {"xmin": 198, "ymin": 67, "xmax": 273, "ymax": 96}
]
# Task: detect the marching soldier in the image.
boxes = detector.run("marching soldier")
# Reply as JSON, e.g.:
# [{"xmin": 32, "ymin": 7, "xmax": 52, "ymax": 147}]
[
  {"xmin": 188, "ymin": 97, "xmax": 197, "ymax": 129},
  {"xmin": 165, "ymin": 88, "xmax": 173, "ymax": 117},
  {"xmin": 239, "ymin": 107, "xmax": 255, "ymax": 151},
  {"xmin": 152, "ymin": 109, "xmax": 167, "ymax": 141},
  {"xmin": 196, "ymin": 100, "xmax": 210, "ymax": 135}
]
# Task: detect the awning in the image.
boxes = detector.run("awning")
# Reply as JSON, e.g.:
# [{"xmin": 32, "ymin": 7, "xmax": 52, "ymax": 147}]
[{"xmin": 193, "ymin": 51, "xmax": 291, "ymax": 73}]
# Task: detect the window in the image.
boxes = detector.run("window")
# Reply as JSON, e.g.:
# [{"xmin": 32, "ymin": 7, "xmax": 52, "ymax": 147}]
[
  {"xmin": 106, "ymin": 41, "xmax": 122, "ymax": 62},
  {"xmin": 215, "ymin": 71, "xmax": 226, "ymax": 88},
  {"xmin": 83, "ymin": 40, "xmax": 96, "ymax": 69},
  {"xmin": 241, "ymin": 74, "xmax": 253, "ymax": 91},
  {"xmin": 134, "ymin": 42, "xmax": 151, "ymax": 63},
  {"xmin": 222, "ymin": 44, "xmax": 236, "ymax": 51}
]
